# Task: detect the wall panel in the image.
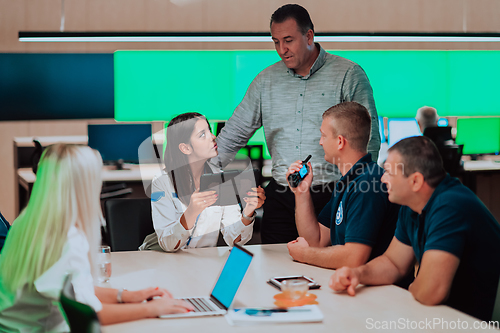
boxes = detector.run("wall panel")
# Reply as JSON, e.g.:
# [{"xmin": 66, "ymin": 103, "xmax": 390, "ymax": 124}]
[{"xmin": 2, "ymin": 0, "xmax": 500, "ymax": 52}]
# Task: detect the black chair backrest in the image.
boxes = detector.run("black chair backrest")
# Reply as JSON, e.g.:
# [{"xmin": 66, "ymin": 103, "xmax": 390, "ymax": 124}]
[
  {"xmin": 104, "ymin": 198, "xmax": 154, "ymax": 251},
  {"xmin": 439, "ymin": 144, "xmax": 464, "ymax": 177},
  {"xmin": 423, "ymin": 126, "xmax": 453, "ymax": 148},
  {"xmin": 493, "ymin": 276, "xmax": 500, "ymax": 322},
  {"xmin": 0, "ymin": 211, "xmax": 10, "ymax": 252},
  {"xmin": 31, "ymin": 139, "xmax": 44, "ymax": 175},
  {"xmin": 60, "ymin": 275, "xmax": 101, "ymax": 333}
]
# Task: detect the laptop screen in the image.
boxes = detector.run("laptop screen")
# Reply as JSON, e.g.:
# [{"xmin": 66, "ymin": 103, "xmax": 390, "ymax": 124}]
[{"xmin": 210, "ymin": 245, "xmax": 253, "ymax": 309}]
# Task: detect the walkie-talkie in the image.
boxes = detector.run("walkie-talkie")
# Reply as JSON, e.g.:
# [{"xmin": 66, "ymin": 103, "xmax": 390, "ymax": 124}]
[{"xmin": 287, "ymin": 155, "xmax": 312, "ymax": 188}]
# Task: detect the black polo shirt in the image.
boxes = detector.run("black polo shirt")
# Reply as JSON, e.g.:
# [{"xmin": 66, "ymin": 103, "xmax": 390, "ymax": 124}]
[
  {"xmin": 318, "ymin": 154, "xmax": 400, "ymax": 260},
  {"xmin": 395, "ymin": 175, "xmax": 500, "ymax": 321}
]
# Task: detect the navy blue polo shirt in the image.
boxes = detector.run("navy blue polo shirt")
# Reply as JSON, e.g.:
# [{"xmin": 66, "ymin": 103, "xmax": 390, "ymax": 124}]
[
  {"xmin": 318, "ymin": 154, "xmax": 400, "ymax": 260},
  {"xmin": 395, "ymin": 175, "xmax": 500, "ymax": 321}
]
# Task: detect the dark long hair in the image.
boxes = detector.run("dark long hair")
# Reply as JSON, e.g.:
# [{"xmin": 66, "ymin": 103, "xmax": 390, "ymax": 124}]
[{"xmin": 164, "ymin": 112, "xmax": 211, "ymax": 205}]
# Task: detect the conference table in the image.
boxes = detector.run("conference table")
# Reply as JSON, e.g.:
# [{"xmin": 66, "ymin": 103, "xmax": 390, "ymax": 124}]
[{"xmin": 102, "ymin": 244, "xmax": 495, "ymax": 332}]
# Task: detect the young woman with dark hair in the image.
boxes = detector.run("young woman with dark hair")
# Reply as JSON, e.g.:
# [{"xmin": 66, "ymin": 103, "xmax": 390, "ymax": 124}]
[{"xmin": 141, "ymin": 112, "xmax": 265, "ymax": 252}]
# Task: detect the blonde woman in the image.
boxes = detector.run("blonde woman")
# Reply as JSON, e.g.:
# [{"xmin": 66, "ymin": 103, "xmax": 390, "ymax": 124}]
[{"xmin": 0, "ymin": 144, "xmax": 192, "ymax": 332}]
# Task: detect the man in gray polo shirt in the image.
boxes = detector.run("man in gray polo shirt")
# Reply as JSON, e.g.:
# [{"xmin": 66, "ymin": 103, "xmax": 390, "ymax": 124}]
[{"xmin": 216, "ymin": 4, "xmax": 380, "ymax": 244}]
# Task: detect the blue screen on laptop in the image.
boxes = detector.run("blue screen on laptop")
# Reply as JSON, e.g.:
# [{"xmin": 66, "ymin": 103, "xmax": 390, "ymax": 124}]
[{"xmin": 211, "ymin": 246, "xmax": 253, "ymax": 309}]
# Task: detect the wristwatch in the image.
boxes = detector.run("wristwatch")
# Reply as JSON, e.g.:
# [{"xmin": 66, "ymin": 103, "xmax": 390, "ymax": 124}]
[{"xmin": 242, "ymin": 211, "xmax": 256, "ymax": 223}]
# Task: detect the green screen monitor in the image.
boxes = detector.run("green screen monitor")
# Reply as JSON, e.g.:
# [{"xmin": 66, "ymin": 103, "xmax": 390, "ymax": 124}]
[
  {"xmin": 114, "ymin": 50, "xmax": 500, "ymax": 160},
  {"xmin": 114, "ymin": 50, "xmax": 500, "ymax": 121},
  {"xmin": 455, "ymin": 118, "xmax": 500, "ymax": 155}
]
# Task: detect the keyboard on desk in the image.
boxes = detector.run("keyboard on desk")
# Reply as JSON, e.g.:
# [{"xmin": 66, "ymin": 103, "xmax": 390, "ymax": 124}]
[{"xmin": 182, "ymin": 297, "xmax": 218, "ymax": 312}]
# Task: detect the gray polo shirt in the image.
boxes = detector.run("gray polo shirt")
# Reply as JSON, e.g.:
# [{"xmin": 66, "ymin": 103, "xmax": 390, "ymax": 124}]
[{"xmin": 216, "ymin": 44, "xmax": 380, "ymax": 187}]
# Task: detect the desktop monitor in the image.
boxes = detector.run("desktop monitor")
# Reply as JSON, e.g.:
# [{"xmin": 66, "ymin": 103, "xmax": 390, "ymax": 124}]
[
  {"xmin": 387, "ymin": 118, "xmax": 422, "ymax": 147},
  {"xmin": 455, "ymin": 118, "xmax": 500, "ymax": 155},
  {"xmin": 378, "ymin": 116, "xmax": 386, "ymax": 143},
  {"xmin": 0, "ymin": 53, "xmax": 114, "ymax": 121},
  {"xmin": 88, "ymin": 124, "xmax": 153, "ymax": 169},
  {"xmin": 437, "ymin": 118, "xmax": 449, "ymax": 127}
]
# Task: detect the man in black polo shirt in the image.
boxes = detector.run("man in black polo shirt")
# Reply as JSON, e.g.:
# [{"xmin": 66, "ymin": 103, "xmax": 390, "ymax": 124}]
[
  {"xmin": 286, "ymin": 102, "xmax": 401, "ymax": 270},
  {"xmin": 329, "ymin": 136, "xmax": 500, "ymax": 321}
]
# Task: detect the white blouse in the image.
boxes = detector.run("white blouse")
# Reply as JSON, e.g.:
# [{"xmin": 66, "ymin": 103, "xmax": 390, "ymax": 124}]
[
  {"xmin": 140, "ymin": 167, "xmax": 253, "ymax": 252},
  {"xmin": 0, "ymin": 226, "xmax": 102, "ymax": 332}
]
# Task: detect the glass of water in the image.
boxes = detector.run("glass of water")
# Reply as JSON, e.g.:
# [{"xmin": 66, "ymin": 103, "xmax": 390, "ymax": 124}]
[{"xmin": 98, "ymin": 245, "xmax": 112, "ymax": 283}]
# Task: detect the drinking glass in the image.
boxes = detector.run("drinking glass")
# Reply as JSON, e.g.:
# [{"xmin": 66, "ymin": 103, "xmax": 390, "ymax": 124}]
[
  {"xmin": 98, "ymin": 245, "xmax": 112, "ymax": 283},
  {"xmin": 281, "ymin": 279, "xmax": 308, "ymax": 300}
]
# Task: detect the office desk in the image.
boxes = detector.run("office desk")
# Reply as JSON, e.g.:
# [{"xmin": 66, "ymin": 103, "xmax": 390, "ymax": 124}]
[
  {"xmin": 462, "ymin": 160, "xmax": 500, "ymax": 222},
  {"xmin": 464, "ymin": 160, "xmax": 500, "ymax": 172},
  {"xmin": 102, "ymin": 245, "xmax": 490, "ymax": 332},
  {"xmin": 17, "ymin": 164, "xmax": 162, "ymax": 213}
]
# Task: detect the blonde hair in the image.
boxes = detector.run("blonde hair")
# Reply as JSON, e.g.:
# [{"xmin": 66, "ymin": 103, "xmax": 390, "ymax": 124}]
[{"xmin": 0, "ymin": 144, "xmax": 103, "ymax": 292}]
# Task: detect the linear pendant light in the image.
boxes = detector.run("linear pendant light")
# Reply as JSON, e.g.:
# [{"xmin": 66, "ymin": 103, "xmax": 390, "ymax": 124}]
[{"xmin": 18, "ymin": 31, "xmax": 500, "ymax": 43}]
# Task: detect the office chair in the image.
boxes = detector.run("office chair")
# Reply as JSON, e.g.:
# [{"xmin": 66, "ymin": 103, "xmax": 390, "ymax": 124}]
[
  {"xmin": 60, "ymin": 275, "xmax": 101, "ymax": 333},
  {"xmin": 31, "ymin": 139, "xmax": 44, "ymax": 174},
  {"xmin": 492, "ymin": 277, "xmax": 500, "ymax": 322},
  {"xmin": 439, "ymin": 144, "xmax": 464, "ymax": 177},
  {"xmin": 0, "ymin": 211, "xmax": 10, "ymax": 252},
  {"xmin": 104, "ymin": 198, "xmax": 155, "ymax": 251},
  {"xmin": 423, "ymin": 126, "xmax": 453, "ymax": 148},
  {"xmin": 100, "ymin": 183, "xmax": 133, "ymax": 200}
]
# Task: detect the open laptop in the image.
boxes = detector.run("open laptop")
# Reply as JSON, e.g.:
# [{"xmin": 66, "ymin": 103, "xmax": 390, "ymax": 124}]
[{"xmin": 160, "ymin": 244, "xmax": 254, "ymax": 318}]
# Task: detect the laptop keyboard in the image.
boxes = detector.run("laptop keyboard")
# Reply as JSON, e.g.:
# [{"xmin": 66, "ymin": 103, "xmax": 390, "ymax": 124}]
[{"xmin": 182, "ymin": 298, "xmax": 218, "ymax": 312}]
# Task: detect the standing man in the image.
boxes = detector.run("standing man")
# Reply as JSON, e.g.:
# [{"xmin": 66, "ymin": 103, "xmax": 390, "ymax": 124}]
[
  {"xmin": 286, "ymin": 102, "xmax": 401, "ymax": 271},
  {"xmin": 329, "ymin": 136, "xmax": 500, "ymax": 321},
  {"xmin": 216, "ymin": 4, "xmax": 380, "ymax": 244}
]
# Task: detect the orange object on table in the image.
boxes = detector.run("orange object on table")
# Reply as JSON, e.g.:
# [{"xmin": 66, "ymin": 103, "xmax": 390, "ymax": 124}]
[{"xmin": 273, "ymin": 292, "xmax": 318, "ymax": 307}]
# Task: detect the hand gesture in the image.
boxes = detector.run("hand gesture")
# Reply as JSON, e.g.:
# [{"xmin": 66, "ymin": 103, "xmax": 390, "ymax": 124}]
[
  {"xmin": 286, "ymin": 161, "xmax": 313, "ymax": 194},
  {"xmin": 188, "ymin": 189, "xmax": 218, "ymax": 216},
  {"xmin": 287, "ymin": 237, "xmax": 310, "ymax": 262},
  {"xmin": 329, "ymin": 267, "xmax": 360, "ymax": 296},
  {"xmin": 242, "ymin": 186, "xmax": 266, "ymax": 218}
]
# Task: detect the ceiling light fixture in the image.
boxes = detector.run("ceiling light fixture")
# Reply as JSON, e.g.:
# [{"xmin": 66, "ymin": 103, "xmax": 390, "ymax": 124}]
[{"xmin": 18, "ymin": 32, "xmax": 500, "ymax": 43}]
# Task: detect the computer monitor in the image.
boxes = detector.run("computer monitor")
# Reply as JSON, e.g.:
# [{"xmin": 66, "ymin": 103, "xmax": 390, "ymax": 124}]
[
  {"xmin": 455, "ymin": 118, "xmax": 500, "ymax": 156},
  {"xmin": 88, "ymin": 124, "xmax": 153, "ymax": 169},
  {"xmin": 387, "ymin": 118, "xmax": 422, "ymax": 147},
  {"xmin": 378, "ymin": 116, "xmax": 386, "ymax": 143},
  {"xmin": 0, "ymin": 53, "xmax": 114, "ymax": 121},
  {"xmin": 437, "ymin": 118, "xmax": 449, "ymax": 127}
]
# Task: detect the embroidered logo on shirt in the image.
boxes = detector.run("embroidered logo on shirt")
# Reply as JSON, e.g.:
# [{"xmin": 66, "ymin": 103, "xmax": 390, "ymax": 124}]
[
  {"xmin": 151, "ymin": 191, "xmax": 165, "ymax": 202},
  {"xmin": 336, "ymin": 201, "xmax": 343, "ymax": 225}
]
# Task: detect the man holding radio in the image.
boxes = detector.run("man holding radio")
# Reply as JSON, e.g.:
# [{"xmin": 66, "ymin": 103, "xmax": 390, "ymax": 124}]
[
  {"xmin": 215, "ymin": 4, "xmax": 380, "ymax": 244},
  {"xmin": 287, "ymin": 102, "xmax": 403, "ymax": 276}
]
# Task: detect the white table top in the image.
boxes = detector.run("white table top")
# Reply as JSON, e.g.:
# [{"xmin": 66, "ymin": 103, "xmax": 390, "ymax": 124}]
[
  {"xmin": 14, "ymin": 135, "xmax": 88, "ymax": 147},
  {"xmin": 463, "ymin": 160, "xmax": 500, "ymax": 171},
  {"xmin": 18, "ymin": 163, "xmax": 162, "ymax": 184},
  {"xmin": 101, "ymin": 245, "xmax": 491, "ymax": 332}
]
